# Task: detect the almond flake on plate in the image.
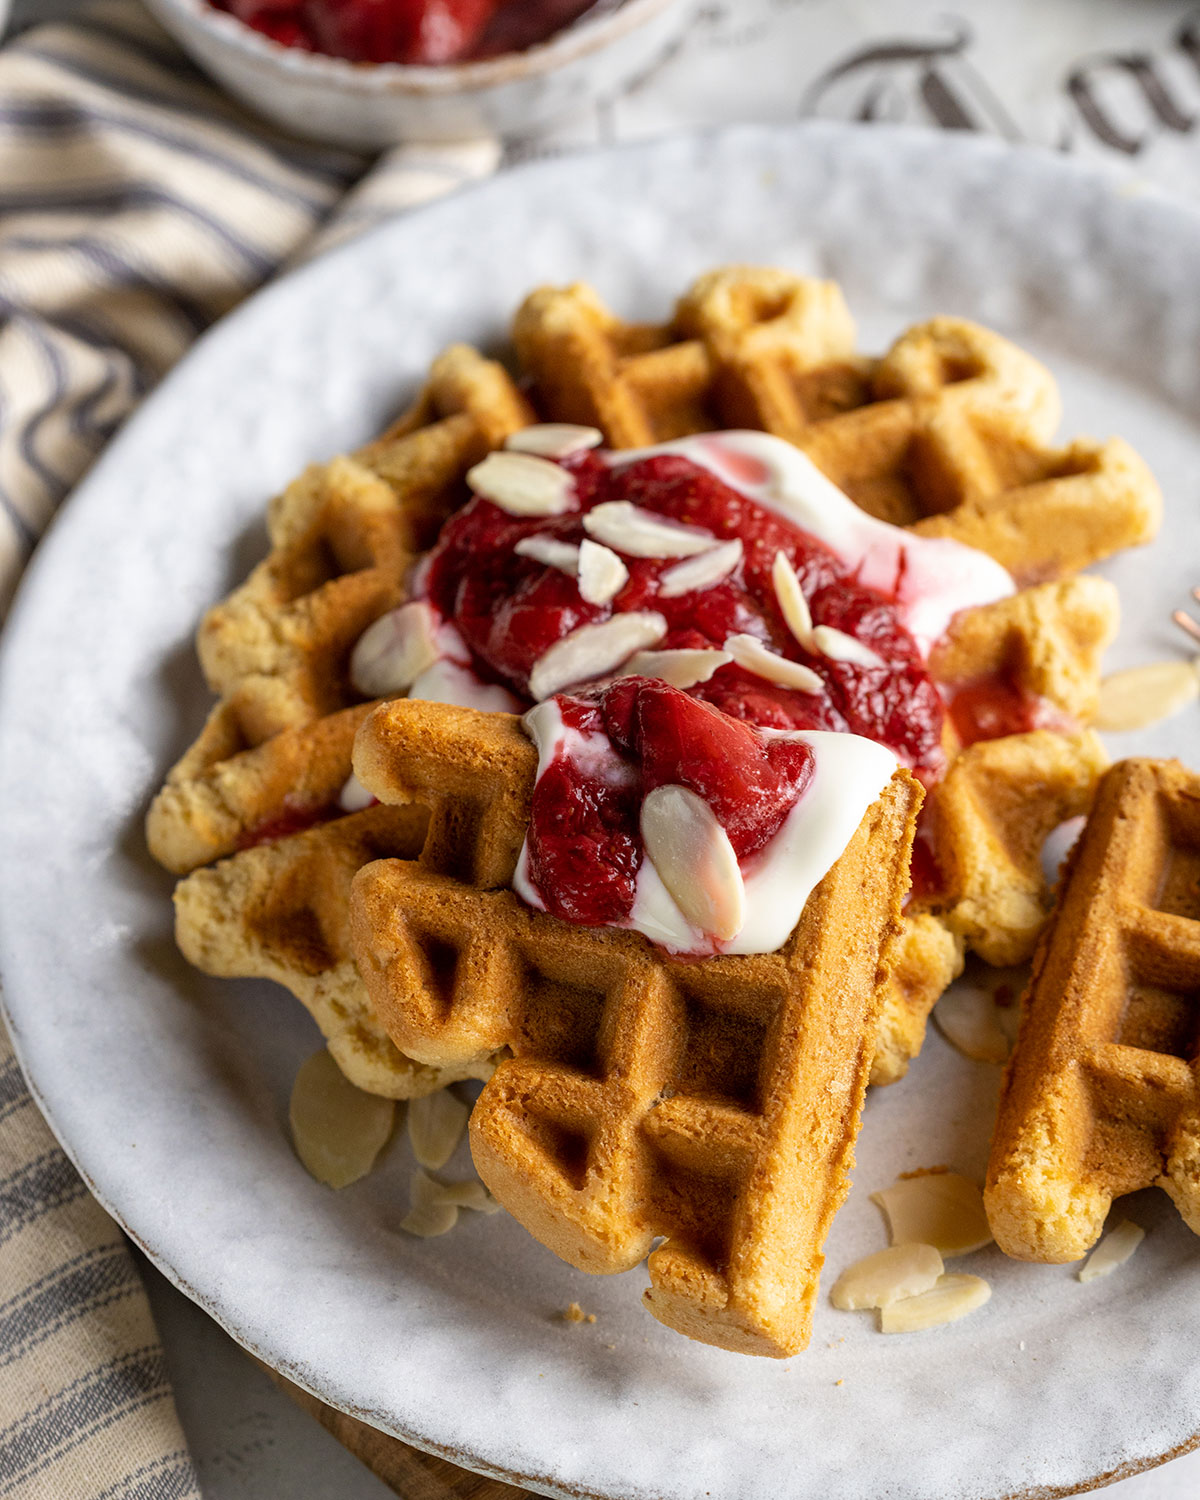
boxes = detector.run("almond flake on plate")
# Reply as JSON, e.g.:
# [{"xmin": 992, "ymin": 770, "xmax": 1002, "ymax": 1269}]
[
  {"xmin": 934, "ymin": 986, "xmax": 1012, "ymax": 1064},
  {"xmin": 431, "ymin": 1178, "xmax": 503, "ymax": 1215},
  {"xmin": 871, "ymin": 1171, "xmax": 993, "ymax": 1256},
  {"xmin": 400, "ymin": 1168, "xmax": 459, "ymax": 1238},
  {"xmin": 467, "ymin": 451, "xmax": 574, "ymax": 517},
  {"xmin": 350, "ymin": 600, "xmax": 440, "ymax": 698},
  {"xmin": 880, "ymin": 1273, "xmax": 991, "ymax": 1333},
  {"xmin": 514, "ymin": 535, "xmax": 581, "ymax": 574},
  {"xmin": 621, "ymin": 648, "xmax": 732, "ymax": 689},
  {"xmin": 1078, "ymin": 1219, "xmax": 1144, "ymax": 1282},
  {"xmin": 1093, "ymin": 659, "xmax": 1200, "ymax": 731},
  {"xmin": 407, "ymin": 1087, "xmax": 470, "ymax": 1170},
  {"xmin": 289, "ymin": 1049, "xmax": 395, "ymax": 1190},
  {"xmin": 725, "ymin": 634, "xmax": 824, "ymax": 694},
  {"xmin": 810, "ymin": 625, "xmax": 885, "ymax": 669},
  {"xmin": 830, "ymin": 1243, "xmax": 944, "ymax": 1311},
  {"xmin": 583, "ymin": 501, "xmax": 716, "ymax": 558},
  {"xmin": 528, "ymin": 612, "xmax": 667, "ymax": 701},
  {"xmin": 641, "ymin": 783, "xmax": 745, "ymax": 941},
  {"xmin": 578, "ymin": 539, "xmax": 629, "ymax": 605},
  {"xmin": 659, "ymin": 539, "xmax": 743, "ymax": 597},
  {"xmin": 505, "ymin": 423, "xmax": 603, "ymax": 458}
]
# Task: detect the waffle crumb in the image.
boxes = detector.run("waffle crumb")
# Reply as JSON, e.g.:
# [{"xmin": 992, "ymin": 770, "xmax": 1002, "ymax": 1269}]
[{"xmin": 562, "ymin": 1302, "xmax": 597, "ymax": 1324}]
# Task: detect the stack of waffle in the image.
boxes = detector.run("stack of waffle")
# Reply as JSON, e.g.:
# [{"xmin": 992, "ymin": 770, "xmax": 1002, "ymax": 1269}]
[{"xmin": 148, "ymin": 267, "xmax": 1162, "ymax": 1353}]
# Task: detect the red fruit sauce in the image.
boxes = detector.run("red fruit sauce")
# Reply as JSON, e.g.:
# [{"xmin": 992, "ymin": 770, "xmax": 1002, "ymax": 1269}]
[
  {"xmin": 422, "ymin": 448, "xmax": 947, "ymax": 927},
  {"xmin": 238, "ymin": 799, "xmax": 337, "ymax": 850},
  {"xmin": 215, "ymin": 0, "xmax": 597, "ymax": 65}
]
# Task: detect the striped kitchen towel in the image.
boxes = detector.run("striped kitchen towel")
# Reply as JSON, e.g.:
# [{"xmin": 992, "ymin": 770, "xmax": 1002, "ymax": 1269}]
[
  {"xmin": 0, "ymin": 0, "xmax": 499, "ymax": 617},
  {"xmin": 0, "ymin": 1027, "xmax": 198, "ymax": 1499},
  {"xmin": 0, "ymin": 3, "xmax": 498, "ymax": 1495}
]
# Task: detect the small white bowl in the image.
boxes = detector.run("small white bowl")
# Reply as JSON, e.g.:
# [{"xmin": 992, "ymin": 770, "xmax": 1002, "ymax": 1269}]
[{"xmin": 143, "ymin": 0, "xmax": 690, "ymax": 148}]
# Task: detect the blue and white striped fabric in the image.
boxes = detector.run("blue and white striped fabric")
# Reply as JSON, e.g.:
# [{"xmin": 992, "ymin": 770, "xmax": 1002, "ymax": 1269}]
[
  {"xmin": 0, "ymin": 0, "xmax": 498, "ymax": 616},
  {"xmin": 0, "ymin": 4, "xmax": 497, "ymax": 1494},
  {"xmin": 0, "ymin": 1031, "xmax": 199, "ymax": 1498}
]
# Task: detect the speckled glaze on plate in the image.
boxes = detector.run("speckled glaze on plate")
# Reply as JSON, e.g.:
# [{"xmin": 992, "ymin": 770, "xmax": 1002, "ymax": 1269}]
[{"xmin": 3, "ymin": 124, "xmax": 1200, "ymax": 1500}]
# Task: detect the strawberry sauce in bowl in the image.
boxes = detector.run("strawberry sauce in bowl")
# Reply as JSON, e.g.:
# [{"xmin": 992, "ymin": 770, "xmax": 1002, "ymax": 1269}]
[{"xmin": 213, "ymin": 0, "xmax": 600, "ymax": 65}]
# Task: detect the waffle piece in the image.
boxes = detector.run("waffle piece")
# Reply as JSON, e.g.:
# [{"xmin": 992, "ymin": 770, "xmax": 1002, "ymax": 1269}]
[
  {"xmin": 870, "ymin": 730, "xmax": 1108, "ymax": 1086},
  {"xmin": 147, "ymin": 346, "xmax": 533, "ymax": 874},
  {"xmin": 931, "ymin": 576, "xmax": 1118, "ymax": 736},
  {"xmin": 148, "ymin": 703, "xmax": 371, "ymax": 877},
  {"xmin": 174, "ymin": 800, "xmax": 494, "ymax": 1099},
  {"xmin": 986, "ymin": 759, "xmax": 1200, "ymax": 1261},
  {"xmin": 871, "ymin": 916, "xmax": 966, "ymax": 1087},
  {"xmin": 868, "ymin": 578, "xmax": 1116, "ymax": 1084},
  {"xmin": 348, "ymin": 699, "xmax": 922, "ymax": 1356},
  {"xmin": 513, "ymin": 267, "xmax": 1161, "ymax": 581}
]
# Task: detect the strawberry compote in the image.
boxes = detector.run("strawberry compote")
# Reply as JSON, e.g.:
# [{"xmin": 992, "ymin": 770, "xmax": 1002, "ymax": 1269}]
[
  {"xmin": 216, "ymin": 0, "xmax": 597, "ymax": 64},
  {"xmin": 425, "ymin": 449, "xmax": 945, "ymax": 773},
  {"xmin": 420, "ymin": 445, "xmax": 945, "ymax": 932}
]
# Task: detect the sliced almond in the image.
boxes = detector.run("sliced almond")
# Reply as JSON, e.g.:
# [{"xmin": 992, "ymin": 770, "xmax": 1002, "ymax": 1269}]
[
  {"xmin": 871, "ymin": 1172, "xmax": 993, "ymax": 1256},
  {"xmin": 506, "ymin": 423, "xmax": 603, "ymax": 458},
  {"xmin": 583, "ymin": 501, "xmax": 715, "ymax": 558},
  {"xmin": 934, "ymin": 987, "xmax": 1011, "ymax": 1065},
  {"xmin": 528, "ymin": 611, "xmax": 667, "ymax": 701},
  {"xmin": 514, "ymin": 535, "xmax": 580, "ymax": 573},
  {"xmin": 810, "ymin": 625, "xmax": 886, "ymax": 670},
  {"xmin": 725, "ymin": 633, "xmax": 825, "ymax": 695},
  {"xmin": 467, "ymin": 451, "xmax": 574, "ymax": 517},
  {"xmin": 577, "ymin": 540, "xmax": 629, "ymax": 606},
  {"xmin": 429, "ymin": 1178, "xmax": 503, "ymax": 1215},
  {"xmin": 772, "ymin": 550, "xmax": 814, "ymax": 647},
  {"xmin": 289, "ymin": 1049, "xmax": 395, "ymax": 1190},
  {"xmin": 880, "ymin": 1273, "xmax": 991, "ymax": 1333},
  {"xmin": 338, "ymin": 772, "xmax": 375, "ymax": 814},
  {"xmin": 1078, "ymin": 1219, "xmax": 1144, "ymax": 1282},
  {"xmin": 407, "ymin": 1087, "xmax": 470, "ymax": 1170},
  {"xmin": 641, "ymin": 784, "xmax": 745, "ymax": 941},
  {"xmin": 400, "ymin": 1168, "xmax": 458, "ymax": 1238},
  {"xmin": 1094, "ymin": 659, "xmax": 1200, "ymax": 731},
  {"xmin": 659, "ymin": 539, "xmax": 743, "ymax": 598},
  {"xmin": 350, "ymin": 601, "xmax": 440, "ymax": 698},
  {"xmin": 830, "ymin": 1243, "xmax": 944, "ymax": 1311},
  {"xmin": 621, "ymin": 648, "xmax": 732, "ymax": 689}
]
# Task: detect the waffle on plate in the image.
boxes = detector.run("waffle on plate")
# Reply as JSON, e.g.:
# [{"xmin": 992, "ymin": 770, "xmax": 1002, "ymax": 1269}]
[{"xmin": 148, "ymin": 266, "xmax": 1164, "ymax": 1352}]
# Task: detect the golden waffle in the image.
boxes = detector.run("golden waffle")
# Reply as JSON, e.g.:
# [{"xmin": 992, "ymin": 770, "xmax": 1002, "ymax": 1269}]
[
  {"xmin": 869, "ymin": 574, "xmax": 1116, "ymax": 1084},
  {"xmin": 985, "ymin": 759, "xmax": 1200, "ymax": 1261},
  {"xmin": 147, "ymin": 345, "xmax": 533, "ymax": 875},
  {"xmin": 513, "ymin": 267, "xmax": 1161, "ymax": 582},
  {"xmin": 150, "ymin": 267, "xmax": 1152, "ymax": 1103},
  {"xmin": 348, "ymin": 700, "xmax": 922, "ymax": 1356},
  {"xmin": 174, "ymin": 802, "xmax": 492, "ymax": 1099},
  {"xmin": 871, "ymin": 727, "xmax": 1109, "ymax": 1085}
]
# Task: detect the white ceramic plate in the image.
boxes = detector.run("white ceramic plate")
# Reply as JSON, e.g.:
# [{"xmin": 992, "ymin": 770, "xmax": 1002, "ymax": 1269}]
[{"xmin": 3, "ymin": 124, "xmax": 1200, "ymax": 1500}]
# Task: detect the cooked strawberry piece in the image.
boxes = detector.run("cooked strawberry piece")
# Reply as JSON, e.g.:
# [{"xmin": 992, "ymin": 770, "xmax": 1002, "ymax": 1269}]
[{"xmin": 601, "ymin": 678, "xmax": 814, "ymax": 860}]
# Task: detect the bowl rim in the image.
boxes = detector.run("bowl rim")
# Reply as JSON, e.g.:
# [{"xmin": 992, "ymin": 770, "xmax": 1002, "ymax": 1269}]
[{"xmin": 148, "ymin": 0, "xmax": 686, "ymax": 94}]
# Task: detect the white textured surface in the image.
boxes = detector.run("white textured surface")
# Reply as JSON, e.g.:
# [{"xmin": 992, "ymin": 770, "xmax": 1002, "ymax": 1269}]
[{"xmin": 4, "ymin": 125, "xmax": 1200, "ymax": 1499}]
